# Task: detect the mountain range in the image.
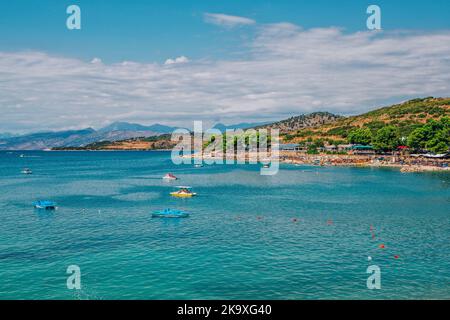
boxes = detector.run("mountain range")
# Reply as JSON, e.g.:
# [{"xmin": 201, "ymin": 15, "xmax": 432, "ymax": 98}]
[
  {"xmin": 212, "ymin": 121, "xmax": 273, "ymax": 132},
  {"xmin": 0, "ymin": 122, "xmax": 180, "ymax": 150},
  {"xmin": 0, "ymin": 120, "xmax": 283, "ymax": 150},
  {"xmin": 7, "ymin": 99, "xmax": 439, "ymax": 151},
  {"xmin": 0, "ymin": 112, "xmax": 343, "ymax": 150},
  {"xmin": 48, "ymin": 97, "xmax": 450, "ymax": 152}
]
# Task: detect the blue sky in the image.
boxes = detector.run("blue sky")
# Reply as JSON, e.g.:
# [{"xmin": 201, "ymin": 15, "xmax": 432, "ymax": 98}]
[
  {"xmin": 0, "ymin": 0, "xmax": 450, "ymax": 132},
  {"xmin": 1, "ymin": 0, "xmax": 450, "ymax": 63}
]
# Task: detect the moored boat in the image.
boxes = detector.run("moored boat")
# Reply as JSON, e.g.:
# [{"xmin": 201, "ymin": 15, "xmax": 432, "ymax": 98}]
[
  {"xmin": 152, "ymin": 208, "xmax": 189, "ymax": 218},
  {"xmin": 33, "ymin": 200, "xmax": 57, "ymax": 210},
  {"xmin": 21, "ymin": 168, "xmax": 33, "ymax": 174}
]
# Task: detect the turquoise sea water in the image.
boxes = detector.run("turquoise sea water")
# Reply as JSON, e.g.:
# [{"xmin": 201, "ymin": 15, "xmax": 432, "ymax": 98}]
[{"xmin": 0, "ymin": 151, "xmax": 449, "ymax": 300}]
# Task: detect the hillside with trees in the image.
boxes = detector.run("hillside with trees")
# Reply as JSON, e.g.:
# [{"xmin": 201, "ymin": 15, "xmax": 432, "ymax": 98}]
[{"xmin": 282, "ymin": 97, "xmax": 450, "ymax": 153}]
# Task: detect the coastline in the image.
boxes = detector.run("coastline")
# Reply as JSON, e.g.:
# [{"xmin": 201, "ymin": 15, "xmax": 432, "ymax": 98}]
[
  {"xmin": 6, "ymin": 149, "xmax": 449, "ymax": 172},
  {"xmin": 188, "ymin": 151, "xmax": 450, "ymax": 173},
  {"xmin": 279, "ymin": 152, "xmax": 450, "ymax": 173}
]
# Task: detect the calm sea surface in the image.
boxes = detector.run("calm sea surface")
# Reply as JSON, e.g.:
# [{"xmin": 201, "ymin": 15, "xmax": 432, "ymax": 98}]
[{"xmin": 0, "ymin": 151, "xmax": 449, "ymax": 299}]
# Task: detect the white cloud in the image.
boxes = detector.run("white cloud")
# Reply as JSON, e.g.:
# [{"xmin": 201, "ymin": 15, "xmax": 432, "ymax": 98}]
[
  {"xmin": 90, "ymin": 57, "xmax": 102, "ymax": 64},
  {"xmin": 164, "ymin": 56, "xmax": 189, "ymax": 65},
  {"xmin": 0, "ymin": 24, "xmax": 450, "ymax": 133},
  {"xmin": 204, "ymin": 13, "xmax": 256, "ymax": 28}
]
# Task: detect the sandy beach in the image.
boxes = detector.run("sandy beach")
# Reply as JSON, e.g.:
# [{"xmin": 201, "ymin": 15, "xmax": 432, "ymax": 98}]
[{"xmin": 188, "ymin": 151, "xmax": 450, "ymax": 173}]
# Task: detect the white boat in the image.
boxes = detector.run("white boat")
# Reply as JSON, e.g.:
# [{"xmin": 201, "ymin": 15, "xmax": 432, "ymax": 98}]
[
  {"xmin": 422, "ymin": 153, "xmax": 447, "ymax": 159},
  {"xmin": 163, "ymin": 173, "xmax": 178, "ymax": 180},
  {"xmin": 21, "ymin": 168, "xmax": 32, "ymax": 174}
]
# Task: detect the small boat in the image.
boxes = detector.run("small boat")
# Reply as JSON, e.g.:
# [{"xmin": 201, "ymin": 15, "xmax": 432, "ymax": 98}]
[
  {"xmin": 33, "ymin": 200, "xmax": 57, "ymax": 210},
  {"xmin": 262, "ymin": 163, "xmax": 270, "ymax": 169},
  {"xmin": 170, "ymin": 186, "xmax": 197, "ymax": 198},
  {"xmin": 163, "ymin": 173, "xmax": 178, "ymax": 180},
  {"xmin": 21, "ymin": 168, "xmax": 33, "ymax": 174},
  {"xmin": 194, "ymin": 164, "xmax": 203, "ymax": 168},
  {"xmin": 19, "ymin": 154, "xmax": 25, "ymax": 158},
  {"xmin": 152, "ymin": 208, "xmax": 189, "ymax": 218}
]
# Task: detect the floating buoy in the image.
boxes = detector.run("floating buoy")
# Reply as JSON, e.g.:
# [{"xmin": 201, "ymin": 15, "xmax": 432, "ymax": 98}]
[
  {"xmin": 394, "ymin": 255, "xmax": 399, "ymax": 259},
  {"xmin": 327, "ymin": 219, "xmax": 333, "ymax": 225},
  {"xmin": 293, "ymin": 218, "xmax": 298, "ymax": 223},
  {"xmin": 379, "ymin": 244, "xmax": 385, "ymax": 249},
  {"xmin": 257, "ymin": 216, "xmax": 263, "ymax": 220},
  {"xmin": 368, "ymin": 256, "xmax": 372, "ymax": 261}
]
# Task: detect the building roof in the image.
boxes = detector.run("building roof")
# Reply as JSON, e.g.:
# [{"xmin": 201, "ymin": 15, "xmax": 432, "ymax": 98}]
[
  {"xmin": 280, "ymin": 143, "xmax": 300, "ymax": 149},
  {"xmin": 351, "ymin": 145, "xmax": 374, "ymax": 150}
]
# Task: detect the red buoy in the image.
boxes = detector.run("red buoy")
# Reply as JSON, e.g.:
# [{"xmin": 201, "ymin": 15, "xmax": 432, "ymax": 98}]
[{"xmin": 379, "ymin": 244, "xmax": 385, "ymax": 249}]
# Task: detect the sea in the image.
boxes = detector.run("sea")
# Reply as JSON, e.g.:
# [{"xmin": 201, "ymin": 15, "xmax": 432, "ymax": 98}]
[{"xmin": 0, "ymin": 151, "xmax": 449, "ymax": 299}]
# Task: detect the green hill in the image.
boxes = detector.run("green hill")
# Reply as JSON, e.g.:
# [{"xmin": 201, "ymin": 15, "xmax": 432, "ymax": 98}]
[{"xmin": 282, "ymin": 97, "xmax": 450, "ymax": 153}]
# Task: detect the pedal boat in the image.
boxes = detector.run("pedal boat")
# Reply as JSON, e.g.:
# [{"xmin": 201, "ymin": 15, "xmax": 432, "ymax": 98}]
[
  {"xmin": 33, "ymin": 200, "xmax": 57, "ymax": 210},
  {"xmin": 152, "ymin": 208, "xmax": 189, "ymax": 218},
  {"xmin": 170, "ymin": 186, "xmax": 197, "ymax": 198}
]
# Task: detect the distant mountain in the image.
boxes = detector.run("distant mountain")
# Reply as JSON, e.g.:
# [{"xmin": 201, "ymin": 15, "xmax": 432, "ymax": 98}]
[
  {"xmin": 0, "ymin": 121, "xmax": 185, "ymax": 150},
  {"xmin": 257, "ymin": 112, "xmax": 343, "ymax": 133},
  {"xmin": 212, "ymin": 121, "xmax": 273, "ymax": 132},
  {"xmin": 0, "ymin": 128, "xmax": 96, "ymax": 150},
  {"xmin": 0, "ymin": 133, "xmax": 18, "ymax": 139},
  {"xmin": 99, "ymin": 122, "xmax": 179, "ymax": 134}
]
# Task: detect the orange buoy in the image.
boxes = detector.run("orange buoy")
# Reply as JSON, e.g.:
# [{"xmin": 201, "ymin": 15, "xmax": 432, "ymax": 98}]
[{"xmin": 379, "ymin": 244, "xmax": 385, "ymax": 249}]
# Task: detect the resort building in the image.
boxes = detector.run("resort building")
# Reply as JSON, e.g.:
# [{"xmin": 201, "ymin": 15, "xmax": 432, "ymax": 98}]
[
  {"xmin": 324, "ymin": 145, "xmax": 337, "ymax": 152},
  {"xmin": 279, "ymin": 143, "xmax": 302, "ymax": 152},
  {"xmin": 349, "ymin": 145, "xmax": 375, "ymax": 155},
  {"xmin": 337, "ymin": 144, "xmax": 354, "ymax": 152}
]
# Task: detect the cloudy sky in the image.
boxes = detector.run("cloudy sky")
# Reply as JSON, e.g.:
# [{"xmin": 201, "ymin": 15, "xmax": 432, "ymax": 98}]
[{"xmin": 0, "ymin": 0, "xmax": 450, "ymax": 133}]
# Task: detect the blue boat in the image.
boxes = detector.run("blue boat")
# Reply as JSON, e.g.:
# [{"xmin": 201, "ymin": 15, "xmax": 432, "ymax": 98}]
[
  {"xmin": 33, "ymin": 200, "xmax": 57, "ymax": 210},
  {"xmin": 152, "ymin": 208, "xmax": 189, "ymax": 218}
]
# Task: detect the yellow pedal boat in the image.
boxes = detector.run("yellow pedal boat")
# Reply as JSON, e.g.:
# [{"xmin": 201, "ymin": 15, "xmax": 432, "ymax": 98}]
[{"xmin": 170, "ymin": 186, "xmax": 197, "ymax": 198}]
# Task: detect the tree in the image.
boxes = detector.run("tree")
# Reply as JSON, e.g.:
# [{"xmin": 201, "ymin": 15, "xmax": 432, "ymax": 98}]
[
  {"xmin": 307, "ymin": 144, "xmax": 319, "ymax": 154},
  {"xmin": 347, "ymin": 127, "xmax": 372, "ymax": 145},
  {"xmin": 407, "ymin": 117, "xmax": 449, "ymax": 153},
  {"xmin": 373, "ymin": 126, "xmax": 400, "ymax": 151},
  {"xmin": 407, "ymin": 127, "xmax": 427, "ymax": 150}
]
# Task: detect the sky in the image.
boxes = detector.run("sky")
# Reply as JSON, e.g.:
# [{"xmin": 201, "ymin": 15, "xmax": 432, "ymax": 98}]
[{"xmin": 0, "ymin": 0, "xmax": 450, "ymax": 133}]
